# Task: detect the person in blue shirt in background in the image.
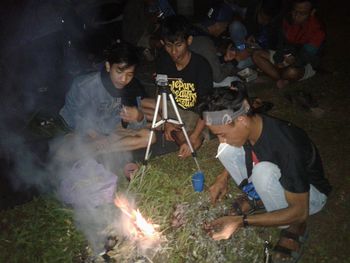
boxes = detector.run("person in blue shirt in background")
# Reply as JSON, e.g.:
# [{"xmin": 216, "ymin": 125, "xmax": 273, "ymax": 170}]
[
  {"xmin": 224, "ymin": 0, "xmax": 285, "ymax": 70},
  {"xmin": 228, "ymin": 0, "xmax": 284, "ymax": 50}
]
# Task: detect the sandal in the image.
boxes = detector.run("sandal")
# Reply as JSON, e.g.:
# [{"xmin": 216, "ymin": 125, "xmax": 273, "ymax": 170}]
[
  {"xmin": 272, "ymin": 223, "xmax": 308, "ymax": 263},
  {"xmin": 230, "ymin": 194, "xmax": 265, "ymax": 215}
]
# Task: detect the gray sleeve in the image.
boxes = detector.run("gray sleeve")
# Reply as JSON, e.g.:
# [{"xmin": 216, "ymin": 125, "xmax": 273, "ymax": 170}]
[
  {"xmin": 59, "ymin": 79, "xmax": 86, "ymax": 131},
  {"xmin": 59, "ymin": 76, "xmax": 102, "ymax": 135},
  {"xmin": 190, "ymin": 36, "xmax": 235, "ymax": 83}
]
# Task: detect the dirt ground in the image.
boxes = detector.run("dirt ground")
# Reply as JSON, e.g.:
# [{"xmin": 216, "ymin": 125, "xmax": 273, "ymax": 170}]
[{"xmin": 248, "ymin": 1, "xmax": 350, "ymax": 262}]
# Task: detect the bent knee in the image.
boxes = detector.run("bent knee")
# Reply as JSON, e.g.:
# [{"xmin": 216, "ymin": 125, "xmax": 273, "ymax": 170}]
[
  {"xmin": 251, "ymin": 161, "xmax": 280, "ymax": 187},
  {"xmin": 282, "ymin": 67, "xmax": 304, "ymax": 80}
]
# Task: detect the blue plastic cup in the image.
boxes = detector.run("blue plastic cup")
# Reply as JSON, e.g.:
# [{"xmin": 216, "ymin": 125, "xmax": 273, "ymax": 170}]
[{"xmin": 192, "ymin": 171, "xmax": 205, "ymax": 192}]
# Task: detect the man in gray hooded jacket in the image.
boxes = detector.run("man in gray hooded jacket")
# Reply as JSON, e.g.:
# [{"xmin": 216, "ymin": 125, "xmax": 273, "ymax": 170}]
[{"xmin": 57, "ymin": 43, "xmax": 155, "ymax": 160}]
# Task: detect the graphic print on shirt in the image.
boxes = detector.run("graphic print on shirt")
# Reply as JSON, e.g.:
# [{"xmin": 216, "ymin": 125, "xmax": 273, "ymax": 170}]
[
  {"xmin": 98, "ymin": 97, "xmax": 123, "ymax": 115},
  {"xmin": 169, "ymin": 79, "xmax": 197, "ymax": 109}
]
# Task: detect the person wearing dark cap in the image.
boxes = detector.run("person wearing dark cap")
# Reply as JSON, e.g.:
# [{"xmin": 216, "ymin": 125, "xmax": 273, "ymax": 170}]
[
  {"xmin": 198, "ymin": 85, "xmax": 331, "ymax": 263},
  {"xmin": 189, "ymin": 1, "xmax": 242, "ymax": 87}
]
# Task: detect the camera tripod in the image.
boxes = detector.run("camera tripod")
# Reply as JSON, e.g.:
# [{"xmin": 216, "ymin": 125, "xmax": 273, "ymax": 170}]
[{"xmin": 143, "ymin": 74, "xmax": 201, "ymax": 171}]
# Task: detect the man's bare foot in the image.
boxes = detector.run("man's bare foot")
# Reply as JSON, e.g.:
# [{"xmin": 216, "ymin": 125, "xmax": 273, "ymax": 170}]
[{"xmin": 277, "ymin": 79, "xmax": 289, "ymax": 89}]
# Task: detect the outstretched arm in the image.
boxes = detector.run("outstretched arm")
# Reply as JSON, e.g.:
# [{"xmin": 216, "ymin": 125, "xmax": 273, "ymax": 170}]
[
  {"xmin": 245, "ymin": 190, "xmax": 309, "ymax": 227},
  {"xmin": 207, "ymin": 190, "xmax": 309, "ymax": 240},
  {"xmin": 209, "ymin": 169, "xmax": 230, "ymax": 205}
]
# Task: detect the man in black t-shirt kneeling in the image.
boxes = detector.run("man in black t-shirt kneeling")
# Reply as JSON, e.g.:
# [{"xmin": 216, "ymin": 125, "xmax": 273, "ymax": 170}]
[
  {"xmin": 198, "ymin": 85, "xmax": 331, "ymax": 263},
  {"xmin": 142, "ymin": 15, "xmax": 213, "ymax": 158}
]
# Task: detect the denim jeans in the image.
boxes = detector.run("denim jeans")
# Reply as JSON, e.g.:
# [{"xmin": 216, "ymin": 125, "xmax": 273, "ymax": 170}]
[{"xmin": 217, "ymin": 143, "xmax": 327, "ymax": 215}]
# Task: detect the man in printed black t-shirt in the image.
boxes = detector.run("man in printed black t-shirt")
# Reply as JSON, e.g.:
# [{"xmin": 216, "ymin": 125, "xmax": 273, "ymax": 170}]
[
  {"xmin": 198, "ymin": 86, "xmax": 331, "ymax": 262},
  {"xmin": 142, "ymin": 15, "xmax": 213, "ymax": 158},
  {"xmin": 156, "ymin": 49, "xmax": 212, "ymax": 112}
]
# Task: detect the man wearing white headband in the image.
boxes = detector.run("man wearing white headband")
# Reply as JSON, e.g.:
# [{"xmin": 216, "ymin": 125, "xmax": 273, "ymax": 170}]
[{"xmin": 199, "ymin": 85, "xmax": 331, "ymax": 263}]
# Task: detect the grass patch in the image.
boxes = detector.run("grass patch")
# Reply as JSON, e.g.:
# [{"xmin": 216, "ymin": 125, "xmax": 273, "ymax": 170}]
[
  {"xmin": 0, "ymin": 140, "xmax": 279, "ymax": 262},
  {"xmin": 124, "ymin": 144, "xmax": 279, "ymax": 262},
  {"xmin": 0, "ymin": 197, "xmax": 87, "ymax": 263}
]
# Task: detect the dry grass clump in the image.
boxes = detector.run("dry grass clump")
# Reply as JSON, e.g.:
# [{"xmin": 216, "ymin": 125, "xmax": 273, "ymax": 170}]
[{"xmin": 118, "ymin": 142, "xmax": 277, "ymax": 263}]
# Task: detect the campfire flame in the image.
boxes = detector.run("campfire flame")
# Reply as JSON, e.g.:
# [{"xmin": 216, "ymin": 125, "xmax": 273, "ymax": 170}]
[{"xmin": 114, "ymin": 195, "xmax": 159, "ymax": 240}]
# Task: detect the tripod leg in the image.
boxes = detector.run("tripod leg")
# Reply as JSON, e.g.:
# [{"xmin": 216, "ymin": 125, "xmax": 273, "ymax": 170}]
[
  {"xmin": 179, "ymin": 125, "xmax": 201, "ymax": 171},
  {"xmin": 144, "ymin": 129, "xmax": 156, "ymax": 164},
  {"xmin": 162, "ymin": 91, "xmax": 168, "ymax": 119},
  {"xmin": 168, "ymin": 94, "xmax": 202, "ymax": 171},
  {"xmin": 143, "ymin": 94, "xmax": 162, "ymax": 164}
]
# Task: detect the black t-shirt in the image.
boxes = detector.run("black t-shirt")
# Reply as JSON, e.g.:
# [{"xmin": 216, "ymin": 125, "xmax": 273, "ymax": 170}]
[
  {"xmin": 101, "ymin": 69, "xmax": 147, "ymax": 106},
  {"xmin": 244, "ymin": 115, "xmax": 332, "ymax": 196},
  {"xmin": 156, "ymin": 50, "xmax": 213, "ymax": 111}
]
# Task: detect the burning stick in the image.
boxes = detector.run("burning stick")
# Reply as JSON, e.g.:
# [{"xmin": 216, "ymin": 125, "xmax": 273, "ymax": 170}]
[
  {"xmin": 97, "ymin": 196, "xmax": 164, "ymax": 263},
  {"xmin": 114, "ymin": 196, "xmax": 159, "ymax": 239}
]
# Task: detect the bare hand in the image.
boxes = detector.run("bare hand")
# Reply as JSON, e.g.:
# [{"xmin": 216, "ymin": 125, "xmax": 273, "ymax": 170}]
[
  {"xmin": 178, "ymin": 143, "xmax": 191, "ymax": 158},
  {"xmin": 178, "ymin": 134, "xmax": 202, "ymax": 158},
  {"xmin": 224, "ymin": 44, "xmax": 237, "ymax": 62},
  {"xmin": 235, "ymin": 49, "xmax": 250, "ymax": 61},
  {"xmin": 209, "ymin": 172, "xmax": 229, "ymax": 205},
  {"xmin": 120, "ymin": 106, "xmax": 143, "ymax": 123},
  {"xmin": 246, "ymin": 35, "xmax": 256, "ymax": 46},
  {"xmin": 284, "ymin": 54, "xmax": 296, "ymax": 65},
  {"xmin": 93, "ymin": 137, "xmax": 110, "ymax": 151},
  {"xmin": 86, "ymin": 129, "xmax": 99, "ymax": 139},
  {"xmin": 205, "ymin": 216, "xmax": 241, "ymax": 240},
  {"xmin": 164, "ymin": 123, "xmax": 181, "ymax": 141}
]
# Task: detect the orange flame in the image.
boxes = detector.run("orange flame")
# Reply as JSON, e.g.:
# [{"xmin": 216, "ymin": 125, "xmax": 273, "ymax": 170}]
[{"xmin": 114, "ymin": 195, "xmax": 158, "ymax": 239}]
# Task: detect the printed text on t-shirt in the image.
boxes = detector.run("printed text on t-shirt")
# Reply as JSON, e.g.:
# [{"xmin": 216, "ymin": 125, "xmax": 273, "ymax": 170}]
[{"xmin": 169, "ymin": 79, "xmax": 197, "ymax": 109}]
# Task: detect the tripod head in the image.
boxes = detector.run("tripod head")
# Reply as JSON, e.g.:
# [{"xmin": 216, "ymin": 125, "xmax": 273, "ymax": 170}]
[
  {"xmin": 155, "ymin": 74, "xmax": 183, "ymax": 89},
  {"xmin": 156, "ymin": 74, "xmax": 169, "ymax": 87}
]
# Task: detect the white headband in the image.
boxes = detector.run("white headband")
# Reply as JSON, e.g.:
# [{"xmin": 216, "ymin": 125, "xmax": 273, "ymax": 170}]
[{"xmin": 203, "ymin": 104, "xmax": 248, "ymax": 125}]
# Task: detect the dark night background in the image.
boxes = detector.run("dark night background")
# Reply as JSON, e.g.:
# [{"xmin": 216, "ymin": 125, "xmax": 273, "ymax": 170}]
[
  {"xmin": 0, "ymin": 0, "xmax": 349, "ymax": 262},
  {"xmin": 0, "ymin": 0, "xmax": 214, "ymax": 210}
]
